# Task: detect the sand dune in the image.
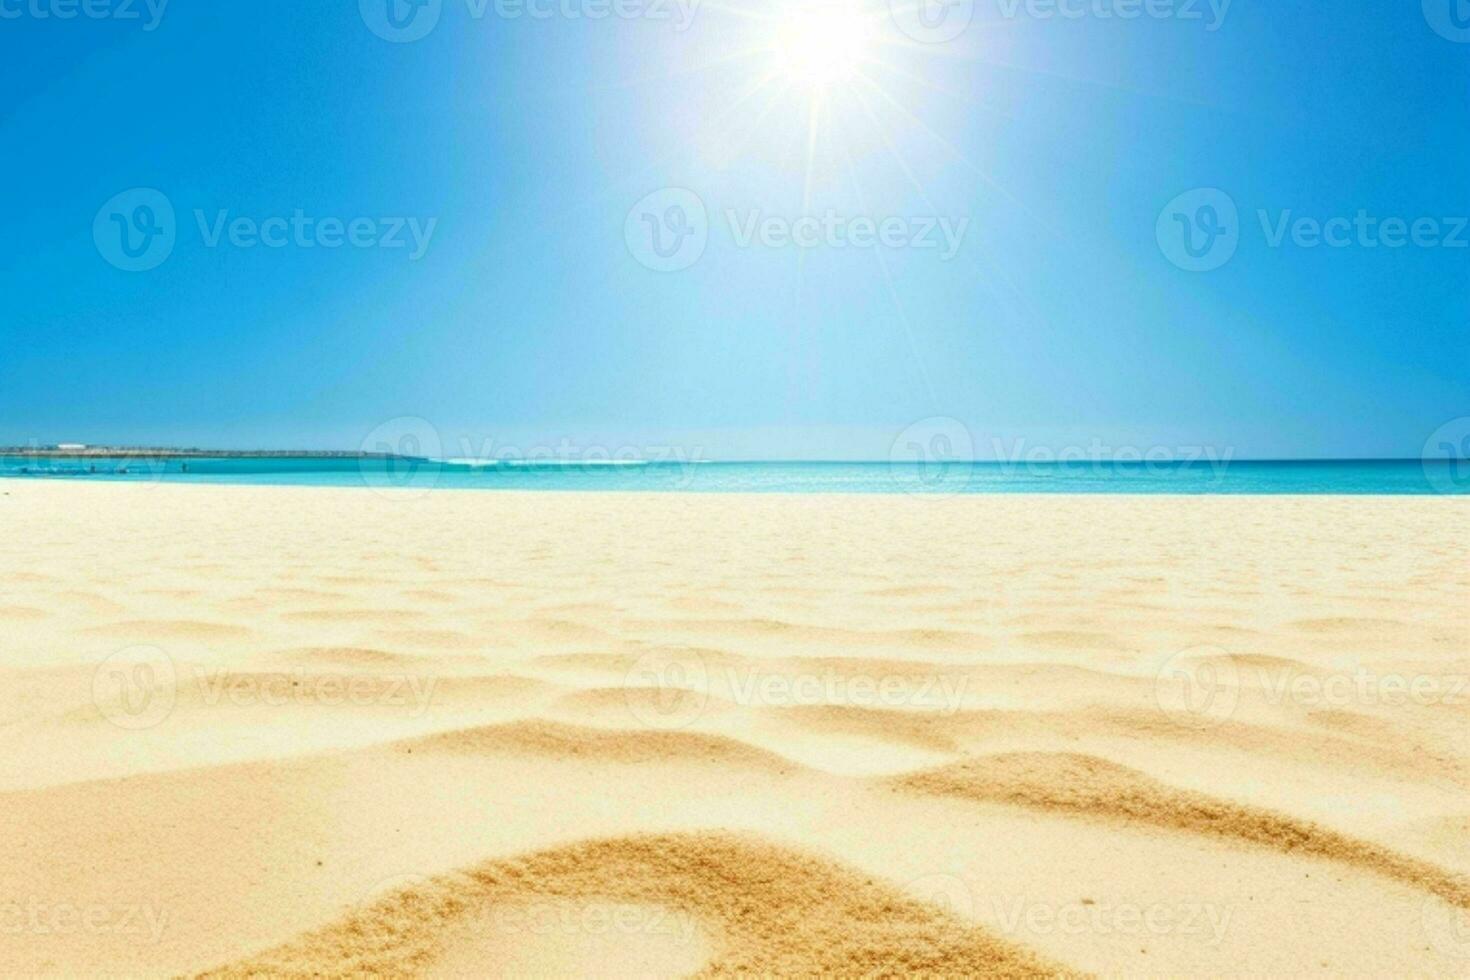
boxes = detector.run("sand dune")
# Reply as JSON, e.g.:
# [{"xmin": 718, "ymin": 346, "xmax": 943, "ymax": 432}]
[
  {"xmin": 893, "ymin": 752, "xmax": 1470, "ymax": 907},
  {"xmin": 202, "ymin": 833, "xmax": 1072, "ymax": 978},
  {"xmin": 0, "ymin": 482, "xmax": 1466, "ymax": 976}
]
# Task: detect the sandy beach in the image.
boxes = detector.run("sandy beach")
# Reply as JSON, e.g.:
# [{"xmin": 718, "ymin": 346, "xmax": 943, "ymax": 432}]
[{"xmin": 1, "ymin": 480, "xmax": 1466, "ymax": 977}]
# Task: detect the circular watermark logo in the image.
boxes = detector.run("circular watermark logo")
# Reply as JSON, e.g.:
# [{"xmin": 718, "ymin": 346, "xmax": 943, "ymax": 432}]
[
  {"xmin": 1153, "ymin": 644, "xmax": 1239, "ymax": 726},
  {"xmin": 1422, "ymin": 417, "xmax": 1470, "ymax": 495},
  {"xmin": 905, "ymin": 872, "xmax": 975, "ymax": 919},
  {"xmin": 359, "ymin": 416, "xmax": 444, "ymax": 498},
  {"xmin": 1422, "ymin": 895, "xmax": 1470, "ymax": 959},
  {"xmin": 94, "ymin": 188, "xmax": 176, "ymax": 272},
  {"xmin": 1423, "ymin": 0, "xmax": 1470, "ymax": 43},
  {"xmin": 363, "ymin": 872, "xmax": 433, "ymax": 910},
  {"xmin": 1156, "ymin": 188, "xmax": 1239, "ymax": 273},
  {"xmin": 624, "ymin": 188, "xmax": 708, "ymax": 273},
  {"xmin": 360, "ymin": 0, "xmax": 443, "ymax": 42},
  {"xmin": 623, "ymin": 650, "xmax": 710, "ymax": 729},
  {"xmin": 888, "ymin": 0, "xmax": 975, "ymax": 44},
  {"xmin": 889, "ymin": 417, "xmax": 974, "ymax": 496},
  {"xmin": 92, "ymin": 645, "xmax": 177, "ymax": 730}
]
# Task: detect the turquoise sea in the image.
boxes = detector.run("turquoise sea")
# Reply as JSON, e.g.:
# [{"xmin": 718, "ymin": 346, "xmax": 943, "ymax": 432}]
[{"xmin": 1, "ymin": 456, "xmax": 1466, "ymax": 494}]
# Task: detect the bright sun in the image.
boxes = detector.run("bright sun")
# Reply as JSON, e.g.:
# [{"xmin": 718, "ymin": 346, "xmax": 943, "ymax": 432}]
[{"xmin": 773, "ymin": 5, "xmax": 875, "ymax": 88}]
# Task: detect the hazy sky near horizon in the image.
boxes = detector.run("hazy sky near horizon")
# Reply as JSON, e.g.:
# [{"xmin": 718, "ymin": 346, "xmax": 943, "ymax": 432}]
[{"xmin": 1, "ymin": 0, "xmax": 1465, "ymax": 459}]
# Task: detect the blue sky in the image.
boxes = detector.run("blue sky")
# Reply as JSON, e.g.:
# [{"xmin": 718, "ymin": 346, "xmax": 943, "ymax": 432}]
[{"xmin": 1, "ymin": 0, "xmax": 1465, "ymax": 459}]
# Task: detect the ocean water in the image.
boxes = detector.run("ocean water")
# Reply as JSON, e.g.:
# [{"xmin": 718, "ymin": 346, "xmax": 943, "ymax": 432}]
[{"xmin": 1, "ymin": 456, "xmax": 1466, "ymax": 494}]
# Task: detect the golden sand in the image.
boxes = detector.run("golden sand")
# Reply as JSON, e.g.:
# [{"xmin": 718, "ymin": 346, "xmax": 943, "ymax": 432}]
[
  {"xmin": 203, "ymin": 832, "xmax": 1072, "ymax": 979},
  {"xmin": 0, "ymin": 481, "xmax": 1466, "ymax": 976}
]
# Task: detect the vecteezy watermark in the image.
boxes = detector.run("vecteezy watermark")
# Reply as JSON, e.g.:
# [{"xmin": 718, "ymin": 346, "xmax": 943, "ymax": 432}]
[
  {"xmin": 362, "ymin": 872, "xmax": 434, "ymax": 911},
  {"xmin": 1253, "ymin": 661, "xmax": 1467, "ymax": 710},
  {"xmin": 1257, "ymin": 210, "xmax": 1470, "ymax": 251},
  {"xmin": 887, "ymin": 422, "xmax": 1235, "ymax": 496},
  {"xmin": 1159, "ymin": 188, "xmax": 1470, "ymax": 272},
  {"xmin": 1153, "ymin": 645, "xmax": 1240, "ymax": 726},
  {"xmin": 906, "ymin": 873, "xmax": 977, "ymax": 918},
  {"xmin": 1423, "ymin": 417, "xmax": 1470, "ymax": 495},
  {"xmin": 991, "ymin": 897, "xmax": 1233, "ymax": 946},
  {"xmin": 0, "ymin": 0, "xmax": 168, "ymax": 30},
  {"xmin": 621, "ymin": 649, "xmax": 969, "ymax": 729},
  {"xmin": 360, "ymin": 0, "xmax": 444, "ymax": 41},
  {"xmin": 484, "ymin": 902, "xmax": 700, "ymax": 943},
  {"xmin": 624, "ymin": 188, "xmax": 971, "ymax": 272},
  {"xmin": 195, "ymin": 210, "xmax": 437, "ymax": 259},
  {"xmin": 93, "ymin": 188, "xmax": 176, "ymax": 272},
  {"xmin": 359, "ymin": 416, "xmax": 445, "ymax": 498},
  {"xmin": 92, "ymin": 645, "xmax": 178, "ymax": 730},
  {"xmin": 888, "ymin": 0, "xmax": 975, "ymax": 44},
  {"xmin": 1156, "ymin": 188, "xmax": 1239, "ymax": 273},
  {"xmin": 1154, "ymin": 647, "xmax": 1468, "ymax": 725},
  {"xmin": 359, "ymin": 873, "xmax": 700, "ymax": 945},
  {"xmin": 989, "ymin": 437, "xmax": 1234, "ymax": 478},
  {"xmin": 357, "ymin": 417, "xmax": 709, "ymax": 498},
  {"xmin": 726, "ymin": 210, "xmax": 970, "ymax": 260},
  {"xmin": 0, "ymin": 899, "xmax": 170, "ymax": 945},
  {"xmin": 445, "ymin": 435, "xmax": 705, "ymax": 478},
  {"xmin": 92, "ymin": 647, "xmax": 441, "ymax": 730},
  {"xmin": 624, "ymin": 649, "xmax": 711, "ymax": 729},
  {"xmin": 189, "ymin": 668, "xmax": 440, "ymax": 714},
  {"xmin": 624, "ymin": 188, "xmax": 709, "ymax": 273},
  {"xmin": 359, "ymin": 0, "xmax": 700, "ymax": 42},
  {"xmin": 94, "ymin": 189, "xmax": 438, "ymax": 271},
  {"xmin": 994, "ymin": 0, "xmax": 1232, "ymax": 30},
  {"xmin": 1423, "ymin": 0, "xmax": 1470, "ymax": 43},
  {"xmin": 722, "ymin": 665, "xmax": 968, "ymax": 713},
  {"xmin": 904, "ymin": 873, "xmax": 1232, "ymax": 945},
  {"xmin": 0, "ymin": 444, "xmax": 169, "ymax": 482},
  {"xmin": 889, "ymin": 417, "xmax": 975, "ymax": 496}
]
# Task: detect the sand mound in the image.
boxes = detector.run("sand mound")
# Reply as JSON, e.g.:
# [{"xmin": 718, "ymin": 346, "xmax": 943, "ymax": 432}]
[
  {"xmin": 781, "ymin": 703, "xmax": 966, "ymax": 752},
  {"xmin": 530, "ymin": 652, "xmax": 642, "ymax": 674},
  {"xmin": 553, "ymin": 685, "xmax": 731, "ymax": 719},
  {"xmin": 199, "ymin": 832, "xmax": 1074, "ymax": 978},
  {"xmin": 665, "ymin": 616, "xmax": 989, "ymax": 653},
  {"xmin": 397, "ymin": 720, "xmax": 798, "ymax": 772},
  {"xmin": 1221, "ymin": 652, "xmax": 1313, "ymax": 671},
  {"xmin": 281, "ymin": 608, "xmax": 427, "ymax": 625},
  {"xmin": 283, "ymin": 647, "xmax": 425, "ymax": 668},
  {"xmin": 1018, "ymin": 630, "xmax": 1123, "ymax": 652},
  {"xmin": 81, "ymin": 617, "xmax": 252, "ymax": 640},
  {"xmin": 893, "ymin": 752, "xmax": 1470, "ymax": 907},
  {"xmin": 368, "ymin": 628, "xmax": 483, "ymax": 651}
]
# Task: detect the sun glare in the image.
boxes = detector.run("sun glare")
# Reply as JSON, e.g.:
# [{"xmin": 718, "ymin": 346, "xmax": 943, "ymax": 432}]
[{"xmin": 773, "ymin": 5, "xmax": 875, "ymax": 88}]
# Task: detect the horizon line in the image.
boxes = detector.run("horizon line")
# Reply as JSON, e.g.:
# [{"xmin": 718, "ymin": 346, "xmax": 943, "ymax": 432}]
[{"xmin": 0, "ymin": 447, "xmax": 1455, "ymax": 465}]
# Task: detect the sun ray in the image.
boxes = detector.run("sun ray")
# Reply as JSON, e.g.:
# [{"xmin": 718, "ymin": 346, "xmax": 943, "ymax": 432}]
[
  {"xmin": 843, "ymin": 78, "xmax": 1053, "ymax": 340},
  {"xmin": 800, "ymin": 93, "xmax": 823, "ymax": 214},
  {"xmin": 719, "ymin": 77, "xmax": 800, "ymax": 167},
  {"xmin": 861, "ymin": 53, "xmax": 1018, "ymax": 122},
  {"xmin": 851, "ymin": 67, "xmax": 1063, "ymax": 242},
  {"xmin": 826, "ymin": 108, "xmax": 940, "ymax": 411},
  {"xmin": 844, "ymin": 168, "xmax": 938, "ymax": 408},
  {"xmin": 611, "ymin": 42, "xmax": 779, "ymax": 91},
  {"xmin": 845, "ymin": 81, "xmax": 940, "ymax": 214}
]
